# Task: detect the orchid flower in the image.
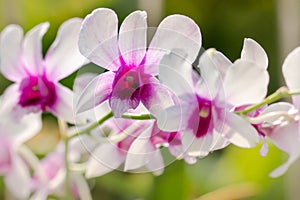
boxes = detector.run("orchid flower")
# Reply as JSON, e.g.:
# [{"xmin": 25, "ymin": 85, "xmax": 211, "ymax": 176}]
[
  {"xmin": 76, "ymin": 101, "xmax": 151, "ymax": 178},
  {"xmin": 157, "ymin": 38, "xmax": 269, "ymax": 158},
  {"xmin": 73, "ymin": 73, "xmax": 164, "ymax": 176},
  {"xmin": 231, "ymin": 46, "xmax": 300, "ymax": 177},
  {"xmin": 124, "ymin": 121, "xmax": 196, "ymax": 174},
  {"xmin": 76, "ymin": 8, "xmax": 201, "ymax": 117},
  {"xmin": 253, "ymin": 102, "xmax": 299, "ymax": 177},
  {"xmin": 30, "ymin": 144, "xmax": 92, "ymax": 200},
  {"xmin": 253, "ymin": 46, "xmax": 300, "ymax": 177},
  {"xmin": 0, "ymin": 89, "xmax": 41, "ymax": 199},
  {"xmin": 0, "ymin": 18, "xmax": 87, "ymax": 123}
]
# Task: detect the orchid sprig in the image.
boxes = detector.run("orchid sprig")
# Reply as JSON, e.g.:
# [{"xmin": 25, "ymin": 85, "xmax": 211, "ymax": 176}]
[{"xmin": 1, "ymin": 7, "xmax": 300, "ymax": 200}]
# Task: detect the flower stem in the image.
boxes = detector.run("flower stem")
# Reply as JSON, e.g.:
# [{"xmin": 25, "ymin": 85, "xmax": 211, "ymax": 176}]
[
  {"xmin": 237, "ymin": 87, "xmax": 300, "ymax": 115},
  {"xmin": 121, "ymin": 113, "xmax": 155, "ymax": 120},
  {"xmin": 68, "ymin": 111, "xmax": 114, "ymax": 140},
  {"xmin": 58, "ymin": 119, "xmax": 72, "ymax": 199},
  {"xmin": 64, "ymin": 137, "xmax": 72, "ymax": 200},
  {"xmin": 68, "ymin": 111, "xmax": 155, "ymax": 140}
]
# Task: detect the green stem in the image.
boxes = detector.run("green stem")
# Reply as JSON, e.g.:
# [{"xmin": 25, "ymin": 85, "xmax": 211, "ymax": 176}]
[
  {"xmin": 121, "ymin": 113, "xmax": 155, "ymax": 120},
  {"xmin": 64, "ymin": 138, "xmax": 72, "ymax": 200},
  {"xmin": 237, "ymin": 87, "xmax": 300, "ymax": 115},
  {"xmin": 58, "ymin": 118, "xmax": 72, "ymax": 199},
  {"xmin": 68, "ymin": 111, "xmax": 155, "ymax": 140},
  {"xmin": 68, "ymin": 111, "xmax": 113, "ymax": 140}
]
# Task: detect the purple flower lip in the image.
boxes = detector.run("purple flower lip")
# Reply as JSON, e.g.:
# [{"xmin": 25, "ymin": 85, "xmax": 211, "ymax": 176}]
[
  {"xmin": 189, "ymin": 95, "xmax": 213, "ymax": 138},
  {"xmin": 112, "ymin": 65, "xmax": 141, "ymax": 99},
  {"xmin": 18, "ymin": 75, "xmax": 57, "ymax": 111}
]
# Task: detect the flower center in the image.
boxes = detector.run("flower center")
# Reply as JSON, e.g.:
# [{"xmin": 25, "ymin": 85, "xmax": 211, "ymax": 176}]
[
  {"xmin": 113, "ymin": 65, "xmax": 141, "ymax": 99},
  {"xmin": 19, "ymin": 75, "xmax": 56, "ymax": 111},
  {"xmin": 189, "ymin": 96, "xmax": 213, "ymax": 138},
  {"xmin": 111, "ymin": 64, "xmax": 151, "ymax": 113}
]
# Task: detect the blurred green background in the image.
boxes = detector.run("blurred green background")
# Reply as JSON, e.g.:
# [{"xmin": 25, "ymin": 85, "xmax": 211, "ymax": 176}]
[{"xmin": 1, "ymin": 0, "xmax": 299, "ymax": 199}]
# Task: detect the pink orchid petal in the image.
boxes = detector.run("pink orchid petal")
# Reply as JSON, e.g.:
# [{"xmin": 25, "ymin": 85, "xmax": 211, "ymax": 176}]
[
  {"xmin": 48, "ymin": 84, "xmax": 75, "ymax": 123},
  {"xmin": 45, "ymin": 18, "xmax": 87, "ymax": 81},
  {"xmin": 22, "ymin": 22, "xmax": 49, "ymax": 75},
  {"xmin": 75, "ymin": 72, "xmax": 114, "ymax": 114},
  {"xmin": 119, "ymin": 11, "xmax": 147, "ymax": 66},
  {"xmin": 223, "ymin": 60, "xmax": 269, "ymax": 106},
  {"xmin": 124, "ymin": 123, "xmax": 155, "ymax": 171},
  {"xmin": 0, "ymin": 24, "xmax": 27, "ymax": 82},
  {"xmin": 5, "ymin": 155, "xmax": 30, "ymax": 199},
  {"xmin": 159, "ymin": 50, "xmax": 194, "ymax": 97},
  {"xmin": 145, "ymin": 14, "xmax": 201, "ymax": 75},
  {"xmin": 140, "ymin": 80, "xmax": 175, "ymax": 118},
  {"xmin": 85, "ymin": 143, "xmax": 124, "ymax": 178},
  {"xmin": 79, "ymin": 8, "xmax": 120, "ymax": 71},
  {"xmin": 224, "ymin": 112, "xmax": 259, "ymax": 148},
  {"xmin": 268, "ymin": 122, "xmax": 300, "ymax": 177},
  {"xmin": 241, "ymin": 38, "xmax": 268, "ymax": 69},
  {"xmin": 282, "ymin": 47, "xmax": 300, "ymax": 109}
]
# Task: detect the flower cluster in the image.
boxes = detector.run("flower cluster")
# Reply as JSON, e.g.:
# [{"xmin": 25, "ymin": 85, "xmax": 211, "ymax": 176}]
[{"xmin": 0, "ymin": 8, "xmax": 300, "ymax": 199}]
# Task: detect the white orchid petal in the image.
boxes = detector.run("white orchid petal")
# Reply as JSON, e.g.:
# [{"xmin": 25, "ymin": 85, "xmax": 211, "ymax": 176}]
[
  {"xmin": 241, "ymin": 38, "xmax": 268, "ymax": 69},
  {"xmin": 145, "ymin": 14, "xmax": 201, "ymax": 75},
  {"xmin": 157, "ymin": 104, "xmax": 191, "ymax": 132},
  {"xmin": 85, "ymin": 143, "xmax": 124, "ymax": 178},
  {"xmin": 224, "ymin": 112, "xmax": 259, "ymax": 148},
  {"xmin": 79, "ymin": 8, "xmax": 120, "ymax": 70},
  {"xmin": 119, "ymin": 11, "xmax": 147, "ymax": 66},
  {"xmin": 198, "ymin": 49, "xmax": 222, "ymax": 100},
  {"xmin": 159, "ymin": 50, "xmax": 194, "ymax": 96},
  {"xmin": 0, "ymin": 24, "xmax": 26, "ymax": 82},
  {"xmin": 282, "ymin": 47, "xmax": 300, "ymax": 109},
  {"xmin": 23, "ymin": 22, "xmax": 49, "ymax": 74},
  {"xmin": 45, "ymin": 18, "xmax": 87, "ymax": 81},
  {"xmin": 75, "ymin": 72, "xmax": 114, "ymax": 114},
  {"xmin": 48, "ymin": 84, "xmax": 75, "ymax": 123},
  {"xmin": 223, "ymin": 60, "xmax": 269, "ymax": 106}
]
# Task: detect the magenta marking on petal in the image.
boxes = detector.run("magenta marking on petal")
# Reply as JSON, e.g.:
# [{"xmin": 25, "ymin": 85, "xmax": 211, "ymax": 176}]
[
  {"xmin": 234, "ymin": 105, "xmax": 267, "ymax": 137},
  {"xmin": 150, "ymin": 123, "xmax": 181, "ymax": 147},
  {"xmin": 111, "ymin": 62, "xmax": 152, "ymax": 114},
  {"xmin": 116, "ymin": 120, "xmax": 147, "ymax": 153},
  {"xmin": 188, "ymin": 95, "xmax": 213, "ymax": 138},
  {"xmin": 18, "ymin": 75, "xmax": 57, "ymax": 111},
  {"xmin": 151, "ymin": 131, "xmax": 181, "ymax": 147}
]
